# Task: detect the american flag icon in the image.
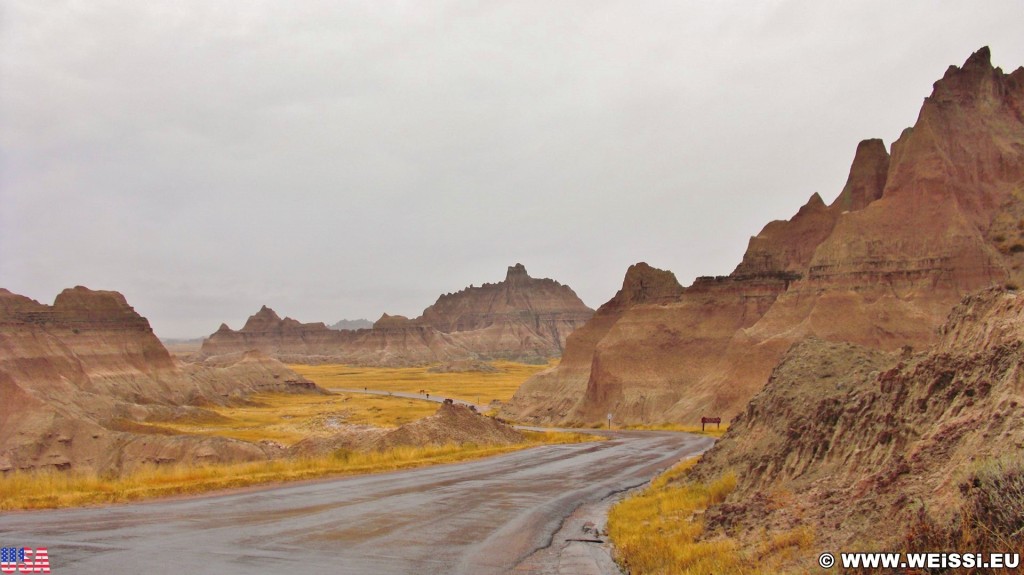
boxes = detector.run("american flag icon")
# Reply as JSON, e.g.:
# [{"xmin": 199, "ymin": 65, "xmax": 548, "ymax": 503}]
[{"xmin": 0, "ymin": 547, "xmax": 50, "ymax": 573}]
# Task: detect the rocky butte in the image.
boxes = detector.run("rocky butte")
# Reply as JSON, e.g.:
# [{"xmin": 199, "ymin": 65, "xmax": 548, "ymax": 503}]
[
  {"xmin": 0, "ymin": 286, "xmax": 321, "ymax": 473},
  {"xmin": 201, "ymin": 264, "xmax": 594, "ymax": 366},
  {"xmin": 503, "ymin": 47, "xmax": 1024, "ymax": 426}
]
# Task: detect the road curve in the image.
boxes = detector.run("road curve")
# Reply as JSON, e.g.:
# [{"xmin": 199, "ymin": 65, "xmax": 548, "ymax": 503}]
[{"xmin": 0, "ymin": 432, "xmax": 714, "ymax": 575}]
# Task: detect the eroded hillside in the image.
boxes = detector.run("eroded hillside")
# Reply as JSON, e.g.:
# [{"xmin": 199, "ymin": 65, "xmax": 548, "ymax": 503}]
[
  {"xmin": 504, "ymin": 47, "xmax": 1024, "ymax": 426},
  {"xmin": 0, "ymin": 286, "xmax": 321, "ymax": 474},
  {"xmin": 691, "ymin": 286, "xmax": 1024, "ymax": 554}
]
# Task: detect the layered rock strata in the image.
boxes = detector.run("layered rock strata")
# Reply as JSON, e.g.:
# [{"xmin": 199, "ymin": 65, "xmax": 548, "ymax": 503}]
[
  {"xmin": 201, "ymin": 264, "xmax": 594, "ymax": 365},
  {"xmin": 504, "ymin": 47, "xmax": 1024, "ymax": 425},
  {"xmin": 0, "ymin": 286, "xmax": 320, "ymax": 473}
]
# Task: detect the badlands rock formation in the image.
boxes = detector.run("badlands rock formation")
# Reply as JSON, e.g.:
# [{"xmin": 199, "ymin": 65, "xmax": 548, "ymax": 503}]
[
  {"xmin": 0, "ymin": 286, "xmax": 320, "ymax": 474},
  {"xmin": 504, "ymin": 47, "xmax": 1024, "ymax": 425},
  {"xmin": 201, "ymin": 305, "xmax": 361, "ymax": 360},
  {"xmin": 201, "ymin": 264, "xmax": 593, "ymax": 365},
  {"xmin": 692, "ymin": 286, "xmax": 1024, "ymax": 552}
]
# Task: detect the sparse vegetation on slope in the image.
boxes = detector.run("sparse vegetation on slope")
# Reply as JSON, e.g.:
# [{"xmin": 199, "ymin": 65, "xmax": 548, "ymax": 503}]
[
  {"xmin": 608, "ymin": 459, "xmax": 813, "ymax": 575},
  {"xmin": 678, "ymin": 287, "xmax": 1024, "ymax": 572},
  {"xmin": 865, "ymin": 457, "xmax": 1024, "ymax": 575}
]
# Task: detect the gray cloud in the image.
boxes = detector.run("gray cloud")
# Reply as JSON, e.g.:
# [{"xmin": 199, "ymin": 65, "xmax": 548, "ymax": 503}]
[{"xmin": 3, "ymin": 1, "xmax": 1023, "ymax": 337}]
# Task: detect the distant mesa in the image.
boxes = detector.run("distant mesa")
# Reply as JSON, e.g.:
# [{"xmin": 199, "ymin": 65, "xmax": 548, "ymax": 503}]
[
  {"xmin": 503, "ymin": 47, "xmax": 1024, "ymax": 426},
  {"xmin": 329, "ymin": 318, "xmax": 373, "ymax": 331},
  {"xmin": 199, "ymin": 264, "xmax": 594, "ymax": 366}
]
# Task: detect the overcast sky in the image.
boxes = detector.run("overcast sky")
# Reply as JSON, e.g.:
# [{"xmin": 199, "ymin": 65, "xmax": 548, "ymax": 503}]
[{"xmin": 2, "ymin": 1, "xmax": 1023, "ymax": 338}]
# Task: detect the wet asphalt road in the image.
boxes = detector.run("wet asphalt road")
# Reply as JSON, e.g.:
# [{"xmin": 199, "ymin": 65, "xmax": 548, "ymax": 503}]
[{"xmin": 0, "ymin": 431, "xmax": 714, "ymax": 575}]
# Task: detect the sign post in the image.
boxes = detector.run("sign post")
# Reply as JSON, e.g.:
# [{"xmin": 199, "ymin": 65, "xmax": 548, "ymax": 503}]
[
  {"xmin": 607, "ymin": 413, "xmax": 613, "ymax": 430},
  {"xmin": 701, "ymin": 416, "xmax": 721, "ymax": 432}
]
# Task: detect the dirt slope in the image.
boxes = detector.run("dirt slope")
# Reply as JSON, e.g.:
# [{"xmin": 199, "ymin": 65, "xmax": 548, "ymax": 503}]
[{"xmin": 691, "ymin": 286, "xmax": 1024, "ymax": 553}]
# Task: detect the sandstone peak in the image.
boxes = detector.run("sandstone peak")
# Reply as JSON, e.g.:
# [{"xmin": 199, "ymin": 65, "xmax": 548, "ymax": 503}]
[
  {"xmin": 256, "ymin": 305, "xmax": 279, "ymax": 318},
  {"xmin": 932, "ymin": 46, "xmax": 1000, "ymax": 104},
  {"xmin": 963, "ymin": 45, "xmax": 992, "ymax": 72},
  {"xmin": 53, "ymin": 286, "xmax": 133, "ymax": 313},
  {"xmin": 799, "ymin": 192, "xmax": 826, "ymax": 213},
  {"xmin": 941, "ymin": 46, "xmax": 993, "ymax": 81},
  {"xmin": 505, "ymin": 263, "xmax": 530, "ymax": 282},
  {"xmin": 374, "ymin": 313, "xmax": 413, "ymax": 329},
  {"xmin": 611, "ymin": 262, "xmax": 683, "ymax": 307},
  {"xmin": 829, "ymin": 138, "xmax": 889, "ymax": 213},
  {"xmin": 241, "ymin": 306, "xmax": 282, "ymax": 331}
]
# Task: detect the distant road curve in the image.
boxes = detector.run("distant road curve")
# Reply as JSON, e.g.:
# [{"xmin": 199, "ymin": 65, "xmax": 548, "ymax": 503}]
[{"xmin": 0, "ymin": 431, "xmax": 714, "ymax": 575}]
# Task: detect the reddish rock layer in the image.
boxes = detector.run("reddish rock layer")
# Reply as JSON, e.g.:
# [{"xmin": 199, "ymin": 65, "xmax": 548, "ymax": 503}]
[{"xmin": 504, "ymin": 47, "xmax": 1024, "ymax": 425}]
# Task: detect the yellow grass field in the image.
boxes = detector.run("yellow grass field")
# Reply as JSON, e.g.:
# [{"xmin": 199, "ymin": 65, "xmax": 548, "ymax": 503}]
[
  {"xmin": 1, "ymin": 361, "xmax": 603, "ymax": 511},
  {"xmin": 0, "ymin": 430, "xmax": 595, "ymax": 511},
  {"xmin": 161, "ymin": 392, "xmax": 440, "ymax": 445},
  {"xmin": 289, "ymin": 361, "xmax": 553, "ymax": 405},
  {"xmin": 608, "ymin": 459, "xmax": 813, "ymax": 575},
  {"xmin": 159, "ymin": 360, "xmax": 555, "ymax": 445}
]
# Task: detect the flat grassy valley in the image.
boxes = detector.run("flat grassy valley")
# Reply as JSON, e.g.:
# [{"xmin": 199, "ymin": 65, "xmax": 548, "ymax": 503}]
[
  {"xmin": 0, "ymin": 360, "xmax": 593, "ymax": 511},
  {"xmin": 289, "ymin": 360, "xmax": 554, "ymax": 405},
  {"xmin": 161, "ymin": 392, "xmax": 441, "ymax": 444}
]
